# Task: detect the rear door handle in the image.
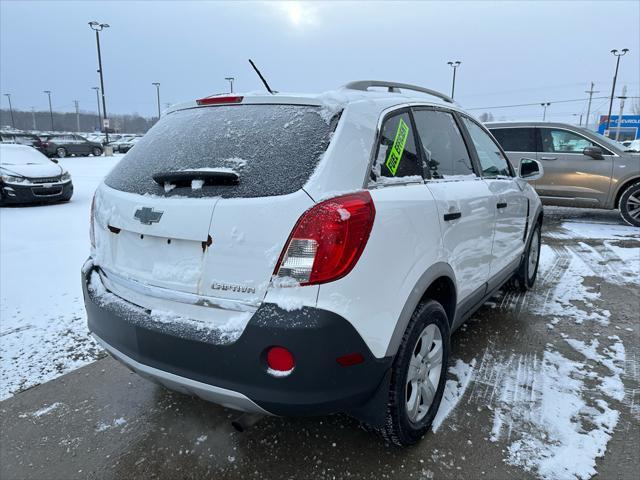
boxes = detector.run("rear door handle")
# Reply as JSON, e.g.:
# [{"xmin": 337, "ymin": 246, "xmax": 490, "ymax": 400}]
[
  {"xmin": 540, "ymin": 156, "xmax": 557, "ymax": 161},
  {"xmin": 497, "ymin": 202, "xmax": 508, "ymax": 209},
  {"xmin": 443, "ymin": 212, "xmax": 462, "ymax": 221}
]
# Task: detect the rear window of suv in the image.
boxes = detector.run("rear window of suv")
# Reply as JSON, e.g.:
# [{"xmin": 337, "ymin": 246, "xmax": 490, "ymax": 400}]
[{"xmin": 105, "ymin": 104, "xmax": 336, "ymax": 198}]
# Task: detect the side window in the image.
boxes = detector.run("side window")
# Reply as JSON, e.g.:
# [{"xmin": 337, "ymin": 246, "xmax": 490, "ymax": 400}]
[
  {"xmin": 540, "ymin": 128, "xmax": 595, "ymax": 153},
  {"xmin": 462, "ymin": 117, "xmax": 512, "ymax": 177},
  {"xmin": 412, "ymin": 109, "xmax": 475, "ymax": 179},
  {"xmin": 75, "ymin": 135, "xmax": 87, "ymax": 142},
  {"xmin": 373, "ymin": 111, "xmax": 422, "ymax": 179},
  {"xmin": 490, "ymin": 128, "xmax": 536, "ymax": 153}
]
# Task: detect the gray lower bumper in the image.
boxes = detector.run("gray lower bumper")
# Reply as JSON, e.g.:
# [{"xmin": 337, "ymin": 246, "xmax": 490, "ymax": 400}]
[{"xmin": 93, "ymin": 333, "xmax": 271, "ymax": 415}]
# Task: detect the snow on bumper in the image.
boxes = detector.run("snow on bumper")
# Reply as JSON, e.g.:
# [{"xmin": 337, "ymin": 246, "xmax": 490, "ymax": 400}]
[{"xmin": 82, "ymin": 260, "xmax": 392, "ymax": 416}]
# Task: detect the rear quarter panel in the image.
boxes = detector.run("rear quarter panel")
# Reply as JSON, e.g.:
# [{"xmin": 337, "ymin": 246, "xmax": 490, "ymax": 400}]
[{"xmin": 315, "ymin": 184, "xmax": 443, "ymax": 358}]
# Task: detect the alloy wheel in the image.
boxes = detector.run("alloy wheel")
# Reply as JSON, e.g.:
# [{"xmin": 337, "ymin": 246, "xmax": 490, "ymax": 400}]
[{"xmin": 405, "ymin": 323, "xmax": 443, "ymax": 423}]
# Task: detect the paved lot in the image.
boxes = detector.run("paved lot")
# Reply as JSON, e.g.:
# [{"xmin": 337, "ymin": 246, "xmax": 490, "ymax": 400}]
[{"xmin": 1, "ymin": 208, "xmax": 638, "ymax": 480}]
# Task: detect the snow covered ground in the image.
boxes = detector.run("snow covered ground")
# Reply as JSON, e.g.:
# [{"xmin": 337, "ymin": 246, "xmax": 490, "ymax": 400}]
[{"xmin": 0, "ymin": 155, "xmax": 121, "ymax": 399}]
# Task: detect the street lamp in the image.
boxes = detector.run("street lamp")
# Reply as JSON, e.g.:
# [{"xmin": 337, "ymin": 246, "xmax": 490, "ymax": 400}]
[
  {"xmin": 3, "ymin": 93, "xmax": 15, "ymax": 128},
  {"xmin": 605, "ymin": 48, "xmax": 629, "ymax": 132},
  {"xmin": 89, "ymin": 21, "xmax": 110, "ymax": 143},
  {"xmin": 225, "ymin": 77, "xmax": 235, "ymax": 93},
  {"xmin": 152, "ymin": 82, "xmax": 161, "ymax": 120},
  {"xmin": 92, "ymin": 86, "xmax": 101, "ymax": 130},
  {"xmin": 540, "ymin": 102, "xmax": 551, "ymax": 121},
  {"xmin": 43, "ymin": 90, "xmax": 54, "ymax": 130},
  {"xmin": 447, "ymin": 61, "xmax": 461, "ymax": 100}
]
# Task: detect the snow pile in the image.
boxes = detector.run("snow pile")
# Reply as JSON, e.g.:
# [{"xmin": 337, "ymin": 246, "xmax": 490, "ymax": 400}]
[{"xmin": 432, "ymin": 358, "xmax": 476, "ymax": 432}]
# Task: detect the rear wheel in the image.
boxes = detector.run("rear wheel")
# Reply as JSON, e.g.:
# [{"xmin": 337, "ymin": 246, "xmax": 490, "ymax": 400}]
[
  {"xmin": 378, "ymin": 300, "xmax": 450, "ymax": 446},
  {"xmin": 56, "ymin": 147, "xmax": 67, "ymax": 158},
  {"xmin": 92, "ymin": 147, "xmax": 103, "ymax": 157},
  {"xmin": 619, "ymin": 182, "xmax": 640, "ymax": 227}
]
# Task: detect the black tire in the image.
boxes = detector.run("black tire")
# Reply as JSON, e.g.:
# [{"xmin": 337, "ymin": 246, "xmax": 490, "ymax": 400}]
[
  {"xmin": 378, "ymin": 300, "xmax": 450, "ymax": 446},
  {"xmin": 56, "ymin": 147, "xmax": 67, "ymax": 158},
  {"xmin": 92, "ymin": 147, "xmax": 103, "ymax": 157},
  {"xmin": 619, "ymin": 182, "xmax": 640, "ymax": 227},
  {"xmin": 508, "ymin": 222, "xmax": 541, "ymax": 291}
]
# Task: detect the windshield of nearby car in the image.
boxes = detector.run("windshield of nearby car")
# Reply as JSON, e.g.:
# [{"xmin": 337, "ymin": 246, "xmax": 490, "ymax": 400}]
[
  {"xmin": 105, "ymin": 104, "xmax": 336, "ymax": 198},
  {"xmin": 0, "ymin": 145, "xmax": 50, "ymax": 166}
]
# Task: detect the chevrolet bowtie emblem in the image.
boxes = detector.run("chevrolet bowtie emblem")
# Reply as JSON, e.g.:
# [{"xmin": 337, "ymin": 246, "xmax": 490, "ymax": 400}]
[{"xmin": 134, "ymin": 207, "xmax": 164, "ymax": 225}]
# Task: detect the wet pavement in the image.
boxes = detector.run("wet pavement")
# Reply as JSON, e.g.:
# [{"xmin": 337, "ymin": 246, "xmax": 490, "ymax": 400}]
[{"xmin": 1, "ymin": 207, "xmax": 638, "ymax": 480}]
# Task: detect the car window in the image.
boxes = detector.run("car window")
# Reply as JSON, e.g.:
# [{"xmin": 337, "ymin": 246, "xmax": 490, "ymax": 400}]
[
  {"xmin": 540, "ymin": 128, "xmax": 595, "ymax": 153},
  {"xmin": 490, "ymin": 128, "xmax": 536, "ymax": 152},
  {"xmin": 75, "ymin": 135, "xmax": 87, "ymax": 142},
  {"xmin": 412, "ymin": 109, "xmax": 475, "ymax": 179},
  {"xmin": 461, "ymin": 117, "xmax": 511, "ymax": 177},
  {"xmin": 105, "ymin": 104, "xmax": 336, "ymax": 199},
  {"xmin": 372, "ymin": 111, "xmax": 422, "ymax": 180}
]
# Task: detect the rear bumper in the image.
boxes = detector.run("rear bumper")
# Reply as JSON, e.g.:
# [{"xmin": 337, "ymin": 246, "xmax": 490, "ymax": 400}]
[
  {"xmin": 83, "ymin": 262, "xmax": 392, "ymax": 416},
  {"xmin": 0, "ymin": 181, "xmax": 73, "ymax": 205}
]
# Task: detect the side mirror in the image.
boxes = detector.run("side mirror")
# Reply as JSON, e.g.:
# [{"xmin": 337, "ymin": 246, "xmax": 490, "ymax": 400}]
[
  {"xmin": 519, "ymin": 158, "xmax": 543, "ymax": 181},
  {"xmin": 50, "ymin": 158, "xmax": 59, "ymax": 164},
  {"xmin": 583, "ymin": 146, "xmax": 604, "ymax": 160}
]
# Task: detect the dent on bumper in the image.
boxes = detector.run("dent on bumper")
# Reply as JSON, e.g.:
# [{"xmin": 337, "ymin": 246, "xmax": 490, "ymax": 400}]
[{"xmin": 83, "ymin": 263, "xmax": 392, "ymax": 416}]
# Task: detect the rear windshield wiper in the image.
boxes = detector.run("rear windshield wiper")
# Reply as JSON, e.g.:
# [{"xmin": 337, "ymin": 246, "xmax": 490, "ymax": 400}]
[{"xmin": 152, "ymin": 169, "xmax": 240, "ymax": 187}]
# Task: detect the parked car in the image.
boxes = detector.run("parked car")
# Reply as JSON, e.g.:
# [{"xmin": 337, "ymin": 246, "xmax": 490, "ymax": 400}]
[
  {"xmin": 108, "ymin": 135, "xmax": 137, "ymax": 153},
  {"xmin": 116, "ymin": 136, "xmax": 142, "ymax": 153},
  {"xmin": 41, "ymin": 134, "xmax": 103, "ymax": 158},
  {"xmin": 0, "ymin": 131, "xmax": 44, "ymax": 152},
  {"xmin": 0, "ymin": 144, "xmax": 73, "ymax": 205},
  {"xmin": 487, "ymin": 122, "xmax": 640, "ymax": 226},
  {"xmin": 83, "ymin": 82, "xmax": 543, "ymax": 445},
  {"xmin": 623, "ymin": 139, "xmax": 640, "ymax": 153}
]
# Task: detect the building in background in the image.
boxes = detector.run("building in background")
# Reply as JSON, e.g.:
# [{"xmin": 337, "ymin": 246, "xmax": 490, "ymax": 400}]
[{"xmin": 598, "ymin": 115, "xmax": 640, "ymax": 142}]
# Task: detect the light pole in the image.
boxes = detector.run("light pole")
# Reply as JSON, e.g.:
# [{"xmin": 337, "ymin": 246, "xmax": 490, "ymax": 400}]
[
  {"xmin": 43, "ymin": 90, "xmax": 54, "ymax": 130},
  {"xmin": 541, "ymin": 102, "xmax": 551, "ymax": 121},
  {"xmin": 605, "ymin": 48, "xmax": 629, "ymax": 132},
  {"xmin": 3, "ymin": 93, "xmax": 15, "ymax": 128},
  {"xmin": 225, "ymin": 77, "xmax": 235, "ymax": 93},
  {"xmin": 92, "ymin": 86, "xmax": 101, "ymax": 130},
  {"xmin": 152, "ymin": 82, "xmax": 161, "ymax": 120},
  {"xmin": 31, "ymin": 107, "xmax": 36, "ymax": 130},
  {"xmin": 89, "ymin": 21, "xmax": 110, "ymax": 143},
  {"xmin": 572, "ymin": 113, "xmax": 583, "ymax": 126},
  {"xmin": 447, "ymin": 61, "xmax": 461, "ymax": 100}
]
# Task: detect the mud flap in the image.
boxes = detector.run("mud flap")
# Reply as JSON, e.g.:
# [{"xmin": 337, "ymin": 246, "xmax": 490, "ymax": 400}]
[{"xmin": 348, "ymin": 367, "xmax": 392, "ymax": 429}]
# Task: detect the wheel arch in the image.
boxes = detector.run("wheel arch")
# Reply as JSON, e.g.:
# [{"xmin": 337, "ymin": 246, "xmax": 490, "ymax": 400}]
[
  {"xmin": 384, "ymin": 263, "xmax": 457, "ymax": 357},
  {"xmin": 614, "ymin": 176, "xmax": 640, "ymax": 209}
]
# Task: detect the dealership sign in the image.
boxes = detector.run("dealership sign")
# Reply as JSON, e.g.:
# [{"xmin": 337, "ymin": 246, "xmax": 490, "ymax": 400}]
[{"xmin": 598, "ymin": 115, "xmax": 640, "ymax": 141}]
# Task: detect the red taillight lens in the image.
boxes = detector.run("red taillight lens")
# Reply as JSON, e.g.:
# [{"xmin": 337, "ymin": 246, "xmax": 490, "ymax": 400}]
[
  {"xmin": 196, "ymin": 95, "xmax": 243, "ymax": 106},
  {"xmin": 89, "ymin": 193, "xmax": 96, "ymax": 248},
  {"xmin": 266, "ymin": 346, "xmax": 295, "ymax": 373},
  {"xmin": 274, "ymin": 192, "xmax": 375, "ymax": 286}
]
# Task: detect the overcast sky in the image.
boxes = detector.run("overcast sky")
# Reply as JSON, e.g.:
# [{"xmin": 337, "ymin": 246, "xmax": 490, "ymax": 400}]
[{"xmin": 1, "ymin": 0, "xmax": 639, "ymax": 125}]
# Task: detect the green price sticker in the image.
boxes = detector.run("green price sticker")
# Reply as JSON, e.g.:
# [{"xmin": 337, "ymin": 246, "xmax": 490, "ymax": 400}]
[{"xmin": 385, "ymin": 118, "xmax": 409, "ymax": 176}]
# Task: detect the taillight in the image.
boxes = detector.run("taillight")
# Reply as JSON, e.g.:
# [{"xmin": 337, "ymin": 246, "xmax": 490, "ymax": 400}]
[
  {"xmin": 89, "ymin": 193, "xmax": 96, "ymax": 248},
  {"xmin": 196, "ymin": 95, "xmax": 243, "ymax": 106},
  {"xmin": 274, "ymin": 192, "xmax": 375, "ymax": 286}
]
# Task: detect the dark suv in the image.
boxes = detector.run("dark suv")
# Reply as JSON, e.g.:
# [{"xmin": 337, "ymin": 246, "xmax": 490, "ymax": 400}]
[{"xmin": 41, "ymin": 135, "xmax": 103, "ymax": 158}]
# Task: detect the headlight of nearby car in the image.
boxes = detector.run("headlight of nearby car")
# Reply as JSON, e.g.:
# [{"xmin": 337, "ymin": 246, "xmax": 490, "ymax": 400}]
[
  {"xmin": 61, "ymin": 172, "xmax": 71, "ymax": 182},
  {"xmin": 1, "ymin": 175, "xmax": 26, "ymax": 184}
]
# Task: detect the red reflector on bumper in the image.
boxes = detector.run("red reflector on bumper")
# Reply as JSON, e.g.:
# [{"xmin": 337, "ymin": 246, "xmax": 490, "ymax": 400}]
[{"xmin": 336, "ymin": 353, "xmax": 365, "ymax": 367}]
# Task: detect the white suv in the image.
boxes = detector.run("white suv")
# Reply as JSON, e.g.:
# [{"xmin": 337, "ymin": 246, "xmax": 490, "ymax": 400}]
[{"xmin": 83, "ymin": 81, "xmax": 543, "ymax": 445}]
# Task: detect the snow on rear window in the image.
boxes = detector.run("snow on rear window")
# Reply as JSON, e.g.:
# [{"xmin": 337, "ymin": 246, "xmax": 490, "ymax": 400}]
[{"xmin": 105, "ymin": 105, "xmax": 334, "ymax": 198}]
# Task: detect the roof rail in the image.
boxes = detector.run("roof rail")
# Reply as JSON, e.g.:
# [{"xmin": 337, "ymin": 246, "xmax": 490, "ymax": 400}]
[{"xmin": 344, "ymin": 80, "xmax": 454, "ymax": 104}]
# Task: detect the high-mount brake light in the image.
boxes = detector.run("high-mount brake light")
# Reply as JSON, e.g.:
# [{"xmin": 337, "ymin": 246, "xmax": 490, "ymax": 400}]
[
  {"xmin": 274, "ymin": 192, "xmax": 375, "ymax": 286},
  {"xmin": 196, "ymin": 96, "xmax": 244, "ymax": 106}
]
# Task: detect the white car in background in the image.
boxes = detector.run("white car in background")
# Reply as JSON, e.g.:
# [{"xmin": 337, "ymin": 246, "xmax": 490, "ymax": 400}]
[
  {"xmin": 83, "ymin": 81, "xmax": 543, "ymax": 445},
  {"xmin": 0, "ymin": 144, "xmax": 73, "ymax": 205}
]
